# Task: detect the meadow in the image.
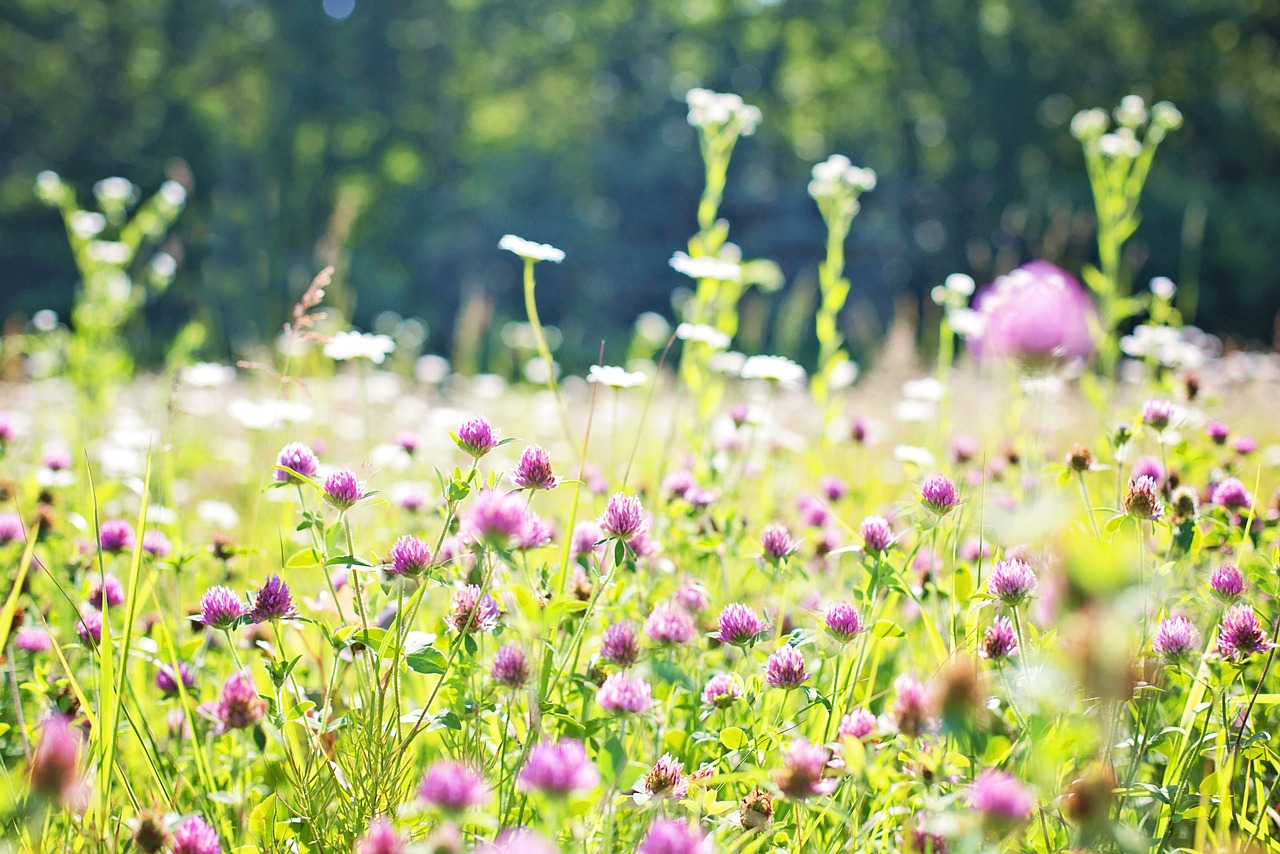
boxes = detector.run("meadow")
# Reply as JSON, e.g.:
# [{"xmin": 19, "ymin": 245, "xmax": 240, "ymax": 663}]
[{"xmin": 3, "ymin": 91, "xmax": 1280, "ymax": 854}]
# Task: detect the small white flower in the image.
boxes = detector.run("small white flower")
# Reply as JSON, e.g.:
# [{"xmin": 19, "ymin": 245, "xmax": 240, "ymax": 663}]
[
  {"xmin": 945, "ymin": 273, "xmax": 975, "ymax": 296},
  {"xmin": 498, "ymin": 234, "xmax": 565, "ymax": 263},
  {"xmin": 87, "ymin": 240, "xmax": 132, "ymax": 266},
  {"xmin": 676, "ymin": 322, "xmax": 731, "ymax": 350},
  {"xmin": 158, "ymin": 180, "xmax": 187, "ymax": 207},
  {"xmin": 1152, "ymin": 101, "xmax": 1182, "ymax": 130},
  {"xmin": 33, "ymin": 309, "xmax": 59, "ymax": 332},
  {"xmin": 93, "ymin": 177, "xmax": 137, "ymax": 204},
  {"xmin": 894, "ymin": 399, "xmax": 936, "ymax": 423},
  {"xmin": 197, "ymin": 500, "xmax": 239, "ymax": 530},
  {"xmin": 324, "ymin": 330, "xmax": 396, "ymax": 364},
  {"xmin": 1114, "ymin": 94, "xmax": 1148, "ymax": 128},
  {"xmin": 709, "ymin": 351, "xmax": 746, "ymax": 376},
  {"xmin": 1070, "ymin": 108, "xmax": 1109, "ymax": 141},
  {"xmin": 181, "ymin": 362, "xmax": 236, "ymax": 387},
  {"xmin": 588, "ymin": 364, "xmax": 647, "ymax": 388},
  {"xmin": 415, "ymin": 354, "xmax": 451, "ymax": 384},
  {"xmin": 35, "ymin": 170, "xmax": 64, "ymax": 201},
  {"xmin": 150, "ymin": 252, "xmax": 177, "ymax": 280},
  {"xmin": 827, "ymin": 359, "xmax": 859, "ymax": 390},
  {"xmin": 669, "ymin": 251, "xmax": 741, "ymax": 282},
  {"xmin": 740, "ymin": 354, "xmax": 806, "ymax": 387},
  {"xmin": 1099, "ymin": 131, "xmax": 1141, "ymax": 159},
  {"xmin": 69, "ymin": 211, "xmax": 106, "ymax": 238},
  {"xmin": 901, "ymin": 377, "xmax": 945, "ymax": 402},
  {"xmin": 1149, "ymin": 276, "xmax": 1176, "ymax": 300},
  {"xmin": 894, "ymin": 445, "xmax": 936, "ymax": 468},
  {"xmin": 685, "ymin": 88, "xmax": 761, "ymax": 135},
  {"xmin": 949, "ymin": 308, "xmax": 986, "ymax": 340},
  {"xmin": 808, "ymin": 154, "xmax": 876, "ymax": 199}
]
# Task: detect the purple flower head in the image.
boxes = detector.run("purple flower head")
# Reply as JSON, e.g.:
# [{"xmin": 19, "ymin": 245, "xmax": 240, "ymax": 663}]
[
  {"xmin": 172, "ymin": 816, "xmax": 221, "ymax": 854},
  {"xmin": 42, "ymin": 449, "xmax": 71, "ymax": 472},
  {"xmin": 518, "ymin": 739, "xmax": 599, "ymax": 796},
  {"xmin": 765, "ymin": 645, "xmax": 810, "ymax": 689},
  {"xmin": 89, "ymin": 573, "xmax": 125, "ymax": 610},
  {"xmin": 455, "ymin": 416, "xmax": 500, "ymax": 458},
  {"xmin": 491, "ymin": 642, "xmax": 529, "ymax": 688},
  {"xmin": 969, "ymin": 261, "xmax": 1096, "ymax": 364},
  {"xmin": 1232, "ymin": 435, "xmax": 1258, "ymax": 456},
  {"xmin": 323, "ymin": 468, "xmax": 364, "ymax": 510},
  {"xmin": 951, "ymin": 434, "xmax": 980, "ymax": 465},
  {"xmin": 674, "ymin": 580, "xmax": 709, "ymax": 613},
  {"xmin": 968, "ymin": 769, "xmax": 1035, "ymax": 824},
  {"xmin": 15, "ymin": 628, "xmax": 51, "ymax": 652},
  {"xmin": 824, "ymin": 601, "xmax": 865, "ymax": 644},
  {"xmin": 1211, "ymin": 477, "xmax": 1253, "ymax": 512},
  {"xmin": 851, "ymin": 416, "xmax": 869, "ymax": 444},
  {"xmin": 596, "ymin": 671, "xmax": 654, "ymax": 715},
  {"xmin": 961, "ymin": 537, "xmax": 994, "ymax": 562},
  {"xmin": 729, "ymin": 403, "xmax": 751, "ymax": 427},
  {"xmin": 156, "ymin": 662, "xmax": 196, "ymax": 695},
  {"xmin": 0, "ymin": 513, "xmax": 23, "ymax": 545},
  {"xmin": 701, "ymin": 673, "xmax": 742, "ymax": 708},
  {"xmin": 29, "ymin": 713, "xmax": 82, "ymax": 804},
  {"xmin": 418, "ymin": 761, "xmax": 488, "ymax": 813},
  {"xmin": 396, "ymin": 432, "xmax": 420, "ymax": 454},
  {"xmin": 1206, "ymin": 421, "xmax": 1230, "ymax": 445},
  {"xmin": 637, "ymin": 819, "xmax": 713, "ymax": 854},
  {"xmin": 476, "ymin": 830, "xmax": 557, "ymax": 854},
  {"xmin": 980, "ymin": 616, "xmax": 1019, "ymax": 660},
  {"xmin": 0, "ymin": 412, "xmax": 14, "ymax": 446},
  {"xmin": 1131, "ymin": 456, "xmax": 1164, "ymax": 484},
  {"xmin": 643, "ymin": 602, "xmax": 696, "ymax": 645},
  {"xmin": 838, "ymin": 709, "xmax": 877, "ymax": 740},
  {"xmin": 987, "ymin": 558, "xmax": 1037, "ymax": 606},
  {"xmin": 662, "ymin": 470, "xmax": 698, "ymax": 499},
  {"xmin": 200, "ymin": 586, "xmax": 246, "ymax": 630},
  {"xmin": 76, "ymin": 610, "xmax": 102, "ymax": 644},
  {"xmin": 213, "ymin": 669, "xmax": 266, "ymax": 732},
  {"xmin": 717, "ymin": 603, "xmax": 765, "ymax": 646},
  {"xmin": 1141, "ymin": 399, "xmax": 1176, "ymax": 431},
  {"xmin": 686, "ymin": 487, "xmax": 719, "ymax": 510},
  {"xmin": 892, "ymin": 673, "xmax": 934, "ymax": 737},
  {"xmin": 601, "ymin": 622, "xmax": 640, "ymax": 667},
  {"xmin": 571, "ymin": 520, "xmax": 605, "ymax": 560},
  {"xmin": 1219, "ymin": 605, "xmax": 1272, "ymax": 661},
  {"xmin": 518, "ymin": 514, "xmax": 555, "ymax": 550},
  {"xmin": 355, "ymin": 817, "xmax": 403, "ymax": 854},
  {"xmin": 775, "ymin": 739, "xmax": 836, "ymax": 799},
  {"xmin": 274, "ymin": 442, "xmax": 319, "ymax": 483},
  {"xmin": 640, "ymin": 754, "xmax": 689, "ymax": 800},
  {"xmin": 397, "ymin": 486, "xmax": 427, "ymax": 513},
  {"xmin": 860, "ymin": 516, "xmax": 894, "ymax": 556},
  {"xmin": 251, "ymin": 574, "xmax": 296, "ymax": 623},
  {"xmin": 920, "ymin": 474, "xmax": 959, "ymax": 517},
  {"xmin": 760, "ymin": 523, "xmax": 797, "ymax": 564},
  {"xmin": 389, "ymin": 535, "xmax": 432, "ymax": 576},
  {"xmin": 141, "ymin": 530, "xmax": 172, "ymax": 558},
  {"xmin": 461, "ymin": 489, "xmax": 530, "ymax": 548},
  {"xmin": 1153, "ymin": 616, "xmax": 1200, "ymax": 663},
  {"xmin": 598, "ymin": 492, "xmax": 648, "ymax": 539},
  {"xmin": 797, "ymin": 494, "xmax": 831, "ymax": 528},
  {"xmin": 819, "ymin": 475, "xmax": 848, "ymax": 502},
  {"xmin": 1124, "ymin": 476, "xmax": 1165, "ymax": 521},
  {"xmin": 99, "ymin": 519, "xmax": 135, "ymax": 553},
  {"xmin": 512, "ymin": 444, "xmax": 559, "ymax": 490},
  {"xmin": 446, "ymin": 585, "xmax": 500, "ymax": 634},
  {"xmin": 1209, "ymin": 565, "xmax": 1246, "ymax": 603}
]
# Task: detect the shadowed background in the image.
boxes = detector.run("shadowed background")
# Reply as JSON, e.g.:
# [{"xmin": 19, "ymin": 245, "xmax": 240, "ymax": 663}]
[{"xmin": 2, "ymin": 0, "xmax": 1278, "ymax": 370}]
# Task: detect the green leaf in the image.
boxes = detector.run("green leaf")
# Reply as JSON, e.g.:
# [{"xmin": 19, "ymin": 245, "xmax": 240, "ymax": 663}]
[
  {"xmin": 249, "ymin": 794, "xmax": 278, "ymax": 843},
  {"xmin": 871, "ymin": 619, "xmax": 905, "ymax": 638},
  {"xmin": 599, "ymin": 735, "xmax": 628, "ymax": 784},
  {"xmin": 285, "ymin": 548, "xmax": 323, "ymax": 569},
  {"xmin": 405, "ymin": 647, "xmax": 448, "ymax": 675},
  {"xmin": 720, "ymin": 726, "xmax": 747, "ymax": 750}
]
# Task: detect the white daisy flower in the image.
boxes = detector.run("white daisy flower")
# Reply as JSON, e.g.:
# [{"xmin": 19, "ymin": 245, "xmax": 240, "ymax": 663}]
[
  {"xmin": 669, "ymin": 251, "xmax": 741, "ymax": 282},
  {"xmin": 740, "ymin": 355, "xmax": 806, "ymax": 387},
  {"xmin": 498, "ymin": 234, "xmax": 565, "ymax": 263},
  {"xmin": 324, "ymin": 330, "xmax": 396, "ymax": 364},
  {"xmin": 587, "ymin": 364, "xmax": 647, "ymax": 389}
]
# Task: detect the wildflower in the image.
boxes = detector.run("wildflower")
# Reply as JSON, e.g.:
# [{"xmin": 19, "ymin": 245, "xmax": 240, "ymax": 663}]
[
  {"xmin": 838, "ymin": 709, "xmax": 877, "ymax": 740},
  {"xmin": 99, "ymin": 519, "xmax": 135, "ymax": 553},
  {"xmin": 637, "ymin": 819, "xmax": 713, "ymax": 854},
  {"xmin": 323, "ymin": 468, "xmax": 364, "ymax": 510},
  {"xmin": 961, "ymin": 537, "xmax": 994, "ymax": 562},
  {"xmin": 809, "ymin": 153, "xmax": 877, "ymax": 200},
  {"xmin": 597, "ymin": 672, "xmax": 654, "ymax": 715},
  {"xmin": 601, "ymin": 623, "xmax": 641, "ymax": 667},
  {"xmin": 1132, "ymin": 456, "xmax": 1164, "ymax": 483},
  {"xmin": 0, "ymin": 513, "xmax": 23, "ymax": 544},
  {"xmin": 824, "ymin": 602, "xmax": 864, "ymax": 644},
  {"xmin": 1206, "ymin": 421, "xmax": 1230, "ymax": 445},
  {"xmin": 1232, "ymin": 435, "xmax": 1257, "ymax": 456},
  {"xmin": 677, "ymin": 322, "xmax": 731, "ymax": 350},
  {"xmin": 200, "ymin": 586, "xmax": 246, "ymax": 630},
  {"xmin": 171, "ymin": 816, "xmax": 222, "ymax": 854},
  {"xmin": 764, "ymin": 645, "xmax": 810, "ymax": 689},
  {"xmin": 0, "ymin": 412, "xmax": 14, "ymax": 448},
  {"xmin": 76, "ymin": 610, "xmax": 102, "ymax": 644},
  {"xmin": 461, "ymin": 489, "xmax": 530, "ymax": 548},
  {"xmin": 760, "ymin": 523, "xmax": 797, "ymax": 564},
  {"xmin": 274, "ymin": 442, "xmax": 319, "ymax": 483},
  {"xmin": 701, "ymin": 673, "xmax": 742, "ymax": 708},
  {"xmin": 599, "ymin": 492, "xmax": 648, "ymax": 539},
  {"xmin": 588, "ymin": 365, "xmax": 647, "ymax": 388},
  {"xmin": 685, "ymin": 87, "xmax": 762, "ymax": 135},
  {"xmin": 212, "ymin": 669, "xmax": 266, "ymax": 732},
  {"xmin": 669, "ymin": 251, "xmax": 742, "ymax": 282},
  {"xmin": 969, "ymin": 262, "xmax": 1096, "ymax": 363},
  {"xmin": 819, "ymin": 475, "xmax": 848, "ymax": 501},
  {"xmin": 640, "ymin": 754, "xmax": 689, "ymax": 800},
  {"xmin": 1066, "ymin": 445, "xmax": 1095, "ymax": 472},
  {"xmin": 1152, "ymin": 616, "xmax": 1200, "ymax": 663},
  {"xmin": 1141, "ymin": 399, "xmax": 1176, "ymax": 431},
  {"xmin": 892, "ymin": 673, "xmax": 934, "ymax": 737},
  {"xmin": 740, "ymin": 354, "xmax": 806, "ymax": 387},
  {"xmin": 1211, "ymin": 477, "xmax": 1253, "ymax": 512},
  {"xmin": 980, "ymin": 617, "xmax": 1019, "ymax": 660},
  {"xmin": 388, "ymin": 535, "xmax": 432, "ymax": 577},
  {"xmin": 851, "ymin": 417, "xmax": 870, "ymax": 444},
  {"xmin": 15, "ymin": 628, "xmax": 51, "ymax": 652},
  {"xmin": 250, "ymin": 574, "xmax": 296, "ymax": 623},
  {"xmin": 395, "ymin": 484, "xmax": 427, "ymax": 513},
  {"xmin": 1123, "ymin": 476, "xmax": 1165, "ymax": 521},
  {"xmin": 418, "ymin": 761, "xmax": 488, "ymax": 813},
  {"xmin": 518, "ymin": 514, "xmax": 554, "ymax": 550},
  {"xmin": 498, "ymin": 234, "xmax": 565, "ymax": 263},
  {"xmin": 518, "ymin": 739, "xmax": 599, "ymax": 796},
  {"xmin": 355, "ymin": 817, "xmax": 403, "ymax": 854},
  {"xmin": 446, "ymin": 585, "xmax": 500, "ymax": 634},
  {"xmin": 797, "ymin": 495, "xmax": 831, "ymax": 527},
  {"xmin": 740, "ymin": 789, "xmax": 774, "ymax": 831},
  {"xmin": 860, "ymin": 516, "xmax": 894, "ymax": 556},
  {"xmin": 1170, "ymin": 485, "xmax": 1199, "ymax": 520},
  {"xmin": 156, "ymin": 662, "xmax": 196, "ymax": 695},
  {"xmin": 644, "ymin": 602, "xmax": 697, "ymax": 645},
  {"xmin": 775, "ymin": 739, "xmax": 835, "ymax": 799},
  {"xmin": 717, "ymin": 603, "xmax": 765, "ymax": 646},
  {"xmin": 662, "ymin": 470, "xmax": 698, "ymax": 499},
  {"xmin": 968, "ymin": 769, "xmax": 1035, "ymax": 825},
  {"xmin": 571, "ymin": 520, "xmax": 605, "ymax": 560},
  {"xmin": 1063, "ymin": 763, "xmax": 1117, "ymax": 829},
  {"xmin": 29, "ymin": 714, "xmax": 82, "ymax": 804},
  {"xmin": 323, "ymin": 330, "xmax": 396, "ymax": 364},
  {"xmin": 987, "ymin": 558, "xmax": 1037, "ymax": 606},
  {"xmin": 132, "ymin": 810, "xmax": 170, "ymax": 853},
  {"xmin": 476, "ymin": 830, "xmax": 557, "ymax": 854},
  {"xmin": 88, "ymin": 573, "xmax": 125, "ymax": 610},
  {"xmin": 396, "ymin": 432, "xmax": 419, "ymax": 455},
  {"xmin": 675, "ymin": 580, "xmax": 709, "ymax": 613},
  {"xmin": 920, "ymin": 474, "xmax": 959, "ymax": 516},
  {"xmin": 1218, "ymin": 605, "xmax": 1271, "ymax": 661},
  {"xmin": 141, "ymin": 530, "xmax": 172, "ymax": 558},
  {"xmin": 512, "ymin": 444, "xmax": 559, "ymax": 490},
  {"xmin": 1209, "ymin": 565, "xmax": 1245, "ymax": 603},
  {"xmin": 456, "ymin": 416, "xmax": 500, "ymax": 457}
]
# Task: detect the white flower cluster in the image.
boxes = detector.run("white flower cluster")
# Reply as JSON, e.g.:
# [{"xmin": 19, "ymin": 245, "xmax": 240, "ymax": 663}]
[
  {"xmin": 94, "ymin": 177, "xmax": 138, "ymax": 206},
  {"xmin": 676, "ymin": 322, "xmax": 731, "ymax": 351},
  {"xmin": 808, "ymin": 154, "xmax": 877, "ymax": 201},
  {"xmin": 931, "ymin": 273, "xmax": 984, "ymax": 339},
  {"xmin": 1071, "ymin": 95, "xmax": 1182, "ymax": 151},
  {"xmin": 498, "ymin": 234, "xmax": 565, "ymax": 263},
  {"xmin": 588, "ymin": 364, "xmax": 647, "ymax": 388},
  {"xmin": 324, "ymin": 330, "xmax": 397, "ymax": 364},
  {"xmin": 669, "ymin": 251, "xmax": 741, "ymax": 282},
  {"xmin": 685, "ymin": 88, "xmax": 761, "ymax": 136},
  {"xmin": 1120, "ymin": 324, "xmax": 1219, "ymax": 371},
  {"xmin": 740, "ymin": 354, "xmax": 806, "ymax": 387}
]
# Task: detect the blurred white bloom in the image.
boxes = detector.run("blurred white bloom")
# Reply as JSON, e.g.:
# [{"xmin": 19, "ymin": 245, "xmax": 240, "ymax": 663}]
[
  {"xmin": 1070, "ymin": 108, "xmax": 1108, "ymax": 141},
  {"xmin": 150, "ymin": 252, "xmax": 177, "ymax": 279},
  {"xmin": 808, "ymin": 154, "xmax": 876, "ymax": 199},
  {"xmin": 33, "ymin": 309, "xmax": 59, "ymax": 332},
  {"xmin": 498, "ymin": 234, "xmax": 565, "ymax": 263},
  {"xmin": 181, "ymin": 362, "xmax": 236, "ymax": 387},
  {"xmin": 197, "ymin": 500, "xmax": 239, "ymax": 530},
  {"xmin": 1149, "ymin": 276, "xmax": 1176, "ymax": 300},
  {"xmin": 36, "ymin": 468, "xmax": 75, "ymax": 488},
  {"xmin": 415, "ymin": 354, "xmax": 451, "ymax": 384},
  {"xmin": 827, "ymin": 359, "xmax": 859, "ymax": 390},
  {"xmin": 87, "ymin": 240, "xmax": 132, "ymax": 266},
  {"xmin": 740, "ymin": 355, "xmax": 806, "ymax": 387},
  {"xmin": 1120, "ymin": 324, "xmax": 1215, "ymax": 371},
  {"xmin": 949, "ymin": 308, "xmax": 986, "ymax": 339},
  {"xmin": 324, "ymin": 330, "xmax": 396, "ymax": 364},
  {"xmin": 633, "ymin": 311, "xmax": 672, "ymax": 343},
  {"xmin": 930, "ymin": 286, "xmax": 949, "ymax": 306},
  {"xmin": 901, "ymin": 377, "xmax": 945, "ymax": 402},
  {"xmin": 523, "ymin": 357, "xmax": 559, "ymax": 385},
  {"xmin": 588, "ymin": 364, "xmax": 647, "ymax": 388},
  {"xmin": 894, "ymin": 399, "xmax": 936, "ymax": 422},
  {"xmin": 158, "ymin": 180, "xmax": 187, "ymax": 207},
  {"xmin": 1152, "ymin": 101, "xmax": 1183, "ymax": 130},
  {"xmin": 147, "ymin": 505, "xmax": 178, "ymax": 525},
  {"xmin": 94, "ymin": 177, "xmax": 137, "ymax": 204},
  {"xmin": 945, "ymin": 273, "xmax": 975, "ymax": 296},
  {"xmin": 69, "ymin": 211, "xmax": 106, "ymax": 238},
  {"xmin": 227, "ymin": 398, "xmax": 313, "ymax": 430},
  {"xmin": 685, "ymin": 88, "xmax": 761, "ymax": 135},
  {"xmin": 709, "ymin": 351, "xmax": 746, "ymax": 376},
  {"xmin": 105, "ymin": 273, "xmax": 132, "ymax": 303},
  {"xmin": 676, "ymin": 322, "xmax": 730, "ymax": 350},
  {"xmin": 1099, "ymin": 131, "xmax": 1141, "ymax": 159},
  {"xmin": 669, "ymin": 251, "xmax": 741, "ymax": 282},
  {"xmin": 35, "ymin": 170, "xmax": 64, "ymax": 203},
  {"xmin": 1114, "ymin": 94, "xmax": 1148, "ymax": 128},
  {"xmin": 894, "ymin": 445, "xmax": 936, "ymax": 467}
]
